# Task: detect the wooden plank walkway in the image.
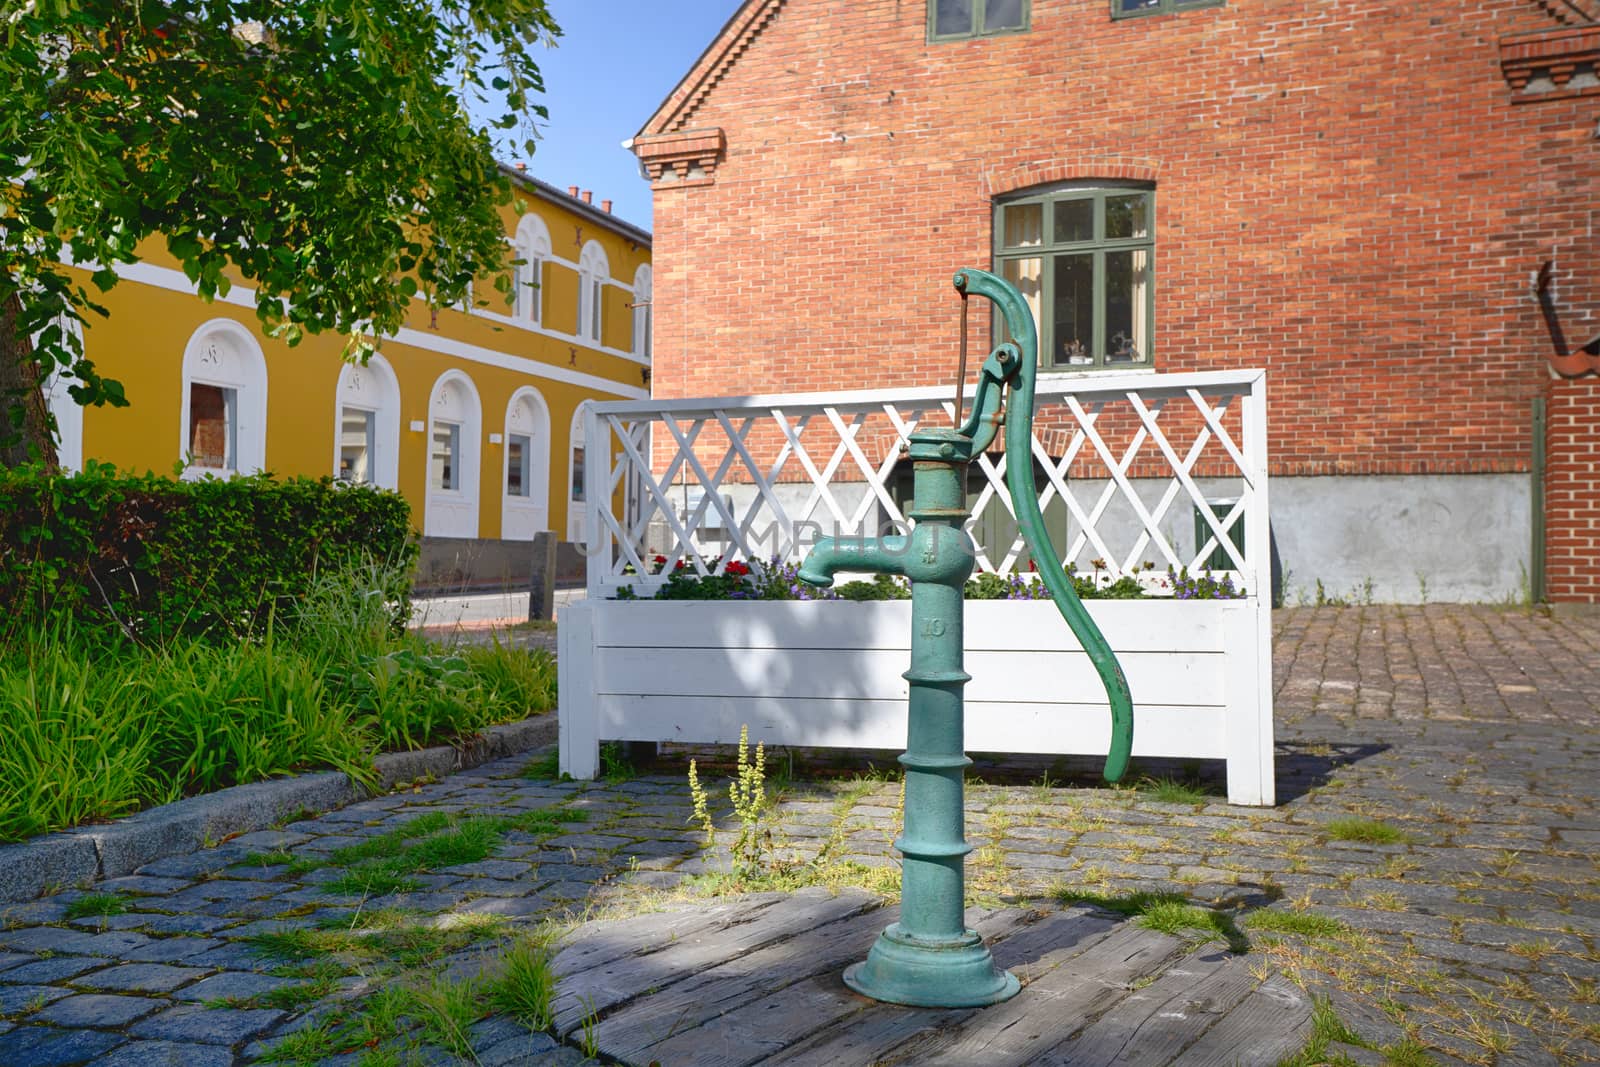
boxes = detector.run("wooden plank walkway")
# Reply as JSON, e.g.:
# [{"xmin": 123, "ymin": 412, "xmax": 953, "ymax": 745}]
[{"xmin": 551, "ymin": 888, "xmax": 1313, "ymax": 1066}]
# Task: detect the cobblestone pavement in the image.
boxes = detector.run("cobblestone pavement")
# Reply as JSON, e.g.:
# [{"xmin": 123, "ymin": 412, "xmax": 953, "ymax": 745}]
[{"xmin": 0, "ymin": 606, "xmax": 1596, "ymax": 1066}]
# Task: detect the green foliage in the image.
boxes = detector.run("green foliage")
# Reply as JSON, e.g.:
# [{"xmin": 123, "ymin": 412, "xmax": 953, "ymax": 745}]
[
  {"xmin": 0, "ymin": 464, "xmax": 416, "ymax": 642},
  {"xmin": 0, "ymin": 555, "xmax": 558, "ymax": 843},
  {"xmin": 1133, "ymin": 776, "xmax": 1218, "ymax": 806},
  {"xmin": 0, "ymin": 1, "xmax": 560, "ymax": 443}
]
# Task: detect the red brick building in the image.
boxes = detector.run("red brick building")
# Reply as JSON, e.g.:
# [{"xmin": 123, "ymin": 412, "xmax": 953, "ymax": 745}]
[{"xmin": 631, "ymin": 0, "xmax": 1599, "ymax": 604}]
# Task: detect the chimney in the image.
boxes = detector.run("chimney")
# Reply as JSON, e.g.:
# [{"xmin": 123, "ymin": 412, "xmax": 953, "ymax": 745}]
[
  {"xmin": 601, "ymin": 199, "xmax": 613, "ymax": 213},
  {"xmin": 567, "ymin": 185, "xmax": 579, "ymax": 197},
  {"xmin": 580, "ymin": 190, "xmax": 593, "ymax": 204},
  {"xmin": 513, "ymin": 162, "xmax": 527, "ymax": 172}
]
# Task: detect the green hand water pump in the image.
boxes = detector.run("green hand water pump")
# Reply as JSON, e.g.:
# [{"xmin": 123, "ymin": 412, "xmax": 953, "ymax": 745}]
[{"xmin": 797, "ymin": 268, "xmax": 1135, "ymax": 1008}]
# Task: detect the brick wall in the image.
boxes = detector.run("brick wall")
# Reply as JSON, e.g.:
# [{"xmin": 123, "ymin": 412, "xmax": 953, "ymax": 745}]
[
  {"xmin": 1545, "ymin": 376, "xmax": 1600, "ymax": 602},
  {"xmin": 640, "ymin": 0, "xmax": 1600, "ymax": 479}
]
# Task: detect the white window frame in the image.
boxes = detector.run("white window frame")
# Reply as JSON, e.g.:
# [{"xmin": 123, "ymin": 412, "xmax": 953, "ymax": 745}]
[
  {"xmin": 424, "ymin": 370, "xmax": 483, "ymax": 538},
  {"xmin": 631, "ymin": 264, "xmax": 653, "ymax": 363},
  {"xmin": 179, "ymin": 319, "xmax": 268, "ymax": 478},
  {"xmin": 331, "ymin": 352, "xmax": 401, "ymax": 489},
  {"xmin": 513, "ymin": 213, "xmax": 552, "ymax": 326},
  {"xmin": 502, "ymin": 386, "xmax": 552, "ymax": 540},
  {"xmin": 577, "ymin": 241, "xmax": 609, "ymax": 346}
]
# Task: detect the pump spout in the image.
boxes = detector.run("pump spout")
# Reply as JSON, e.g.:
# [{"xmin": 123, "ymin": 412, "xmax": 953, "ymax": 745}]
[{"xmin": 797, "ymin": 535, "xmax": 910, "ymax": 588}]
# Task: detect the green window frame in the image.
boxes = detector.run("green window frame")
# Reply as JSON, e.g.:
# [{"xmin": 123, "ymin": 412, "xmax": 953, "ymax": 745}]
[
  {"xmin": 1111, "ymin": 0, "xmax": 1224, "ymax": 19},
  {"xmin": 928, "ymin": 0, "xmax": 1030, "ymax": 42},
  {"xmin": 993, "ymin": 185, "xmax": 1155, "ymax": 372}
]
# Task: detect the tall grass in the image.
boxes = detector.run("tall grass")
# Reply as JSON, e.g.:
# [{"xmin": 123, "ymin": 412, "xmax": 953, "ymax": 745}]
[{"xmin": 0, "ymin": 556, "xmax": 557, "ymax": 843}]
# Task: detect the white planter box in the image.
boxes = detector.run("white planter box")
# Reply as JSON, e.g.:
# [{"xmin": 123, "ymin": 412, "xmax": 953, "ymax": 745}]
[{"xmin": 559, "ymin": 597, "xmax": 1275, "ymax": 805}]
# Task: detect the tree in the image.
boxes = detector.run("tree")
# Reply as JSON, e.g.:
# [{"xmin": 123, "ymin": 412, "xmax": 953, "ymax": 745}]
[{"xmin": 0, "ymin": 0, "xmax": 561, "ymax": 467}]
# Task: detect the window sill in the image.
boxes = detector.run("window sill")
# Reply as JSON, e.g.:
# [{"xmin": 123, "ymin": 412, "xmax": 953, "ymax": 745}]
[{"xmin": 1039, "ymin": 364, "xmax": 1157, "ymax": 378}]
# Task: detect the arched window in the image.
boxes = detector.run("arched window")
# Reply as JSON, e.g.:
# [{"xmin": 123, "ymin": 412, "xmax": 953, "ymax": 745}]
[
  {"xmin": 577, "ymin": 241, "xmax": 609, "ymax": 346},
  {"xmin": 180, "ymin": 319, "xmax": 268, "ymax": 476},
  {"xmin": 994, "ymin": 182, "xmax": 1154, "ymax": 370},
  {"xmin": 631, "ymin": 264, "xmax": 652, "ymax": 362},
  {"xmin": 424, "ymin": 370, "xmax": 483, "ymax": 538},
  {"xmin": 502, "ymin": 386, "xmax": 551, "ymax": 540},
  {"xmin": 333, "ymin": 353, "xmax": 401, "ymax": 489},
  {"xmin": 513, "ymin": 213, "xmax": 551, "ymax": 326}
]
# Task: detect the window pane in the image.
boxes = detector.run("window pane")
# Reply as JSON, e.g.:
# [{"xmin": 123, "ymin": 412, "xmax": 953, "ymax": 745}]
[
  {"xmin": 188, "ymin": 384, "xmax": 237, "ymax": 469},
  {"xmin": 1106, "ymin": 194, "xmax": 1150, "ymax": 240},
  {"xmin": 1051, "ymin": 254, "xmax": 1095, "ymax": 366},
  {"xmin": 339, "ymin": 407, "xmax": 375, "ymax": 483},
  {"xmin": 1002, "ymin": 203, "xmax": 1043, "ymax": 249},
  {"xmin": 934, "ymin": 0, "xmax": 973, "ymax": 35},
  {"xmin": 571, "ymin": 446, "xmax": 586, "ymax": 501},
  {"xmin": 507, "ymin": 434, "xmax": 530, "ymax": 497},
  {"xmin": 983, "ymin": 0, "xmax": 1025, "ymax": 31},
  {"xmin": 590, "ymin": 280, "xmax": 603, "ymax": 342},
  {"xmin": 431, "ymin": 422, "xmax": 460, "ymax": 491},
  {"xmin": 1052, "ymin": 198, "xmax": 1095, "ymax": 244},
  {"xmin": 1117, "ymin": 0, "xmax": 1160, "ymax": 12},
  {"xmin": 1000, "ymin": 257, "xmax": 1043, "ymax": 344},
  {"xmin": 1105, "ymin": 250, "xmax": 1150, "ymax": 363}
]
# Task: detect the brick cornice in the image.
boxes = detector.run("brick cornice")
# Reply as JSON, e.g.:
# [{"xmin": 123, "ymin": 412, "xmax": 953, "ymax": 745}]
[
  {"xmin": 980, "ymin": 158, "xmax": 1162, "ymax": 199},
  {"xmin": 631, "ymin": 127, "xmax": 727, "ymax": 190},
  {"xmin": 1500, "ymin": 24, "xmax": 1600, "ymax": 102},
  {"xmin": 637, "ymin": 0, "xmax": 785, "ymax": 137}
]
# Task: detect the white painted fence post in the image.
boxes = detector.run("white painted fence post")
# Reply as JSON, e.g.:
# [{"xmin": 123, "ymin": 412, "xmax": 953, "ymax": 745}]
[
  {"xmin": 1223, "ymin": 600, "xmax": 1274, "ymax": 806},
  {"xmin": 558, "ymin": 599, "xmax": 601, "ymax": 780}
]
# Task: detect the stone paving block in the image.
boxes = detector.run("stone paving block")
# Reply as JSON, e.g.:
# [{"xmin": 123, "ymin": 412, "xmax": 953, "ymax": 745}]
[
  {"xmin": 131, "ymin": 1003, "xmax": 284, "ymax": 1044},
  {"xmin": 133, "ymin": 853, "xmax": 240, "ymax": 880},
  {"xmin": 96, "ymin": 875, "xmax": 196, "ymax": 897},
  {"xmin": 181, "ymin": 944, "xmax": 272, "ymax": 971},
  {"xmin": 0, "ymin": 984, "xmax": 73, "ymax": 1013},
  {"xmin": 170, "ymin": 970, "xmax": 294, "ymax": 1003},
  {"xmin": 75, "ymin": 963, "xmax": 210, "ymax": 994},
  {"xmin": 124, "ymin": 913, "xmax": 235, "ymax": 937},
  {"xmin": 226, "ymin": 830, "xmax": 313, "ymax": 850},
  {"xmin": 1, "ymin": 955, "xmax": 106, "ymax": 984},
  {"xmin": 0, "ymin": 1025, "xmax": 124, "ymax": 1066},
  {"xmin": 118, "ymin": 936, "xmax": 224, "ymax": 963},
  {"xmin": 0, "ymin": 951, "xmax": 30, "ymax": 973},
  {"xmin": 476, "ymin": 1030, "xmax": 563, "ymax": 1065},
  {"xmin": 438, "ymin": 859, "xmax": 534, "ymax": 879},
  {"xmin": 97, "ymin": 1039, "xmax": 236, "ymax": 1067},
  {"xmin": 33, "ymin": 992, "xmax": 164, "ymax": 1027}
]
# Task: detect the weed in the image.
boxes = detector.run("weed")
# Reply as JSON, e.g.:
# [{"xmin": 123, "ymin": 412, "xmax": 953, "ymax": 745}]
[
  {"xmin": 599, "ymin": 742, "xmax": 636, "ymax": 783},
  {"xmin": 488, "ymin": 937, "xmax": 557, "ymax": 1028},
  {"xmin": 1274, "ymin": 997, "xmax": 1366, "ymax": 1067},
  {"xmin": 579, "ymin": 994, "xmax": 602, "ymax": 1059},
  {"xmin": 1323, "ymin": 817, "xmax": 1408, "ymax": 845},
  {"xmin": 63, "ymin": 893, "xmax": 127, "ymax": 921},
  {"xmin": 521, "ymin": 751, "xmax": 560, "ymax": 780},
  {"xmin": 1133, "ymin": 776, "xmax": 1215, "ymax": 806},
  {"xmin": 687, "ymin": 725, "xmax": 775, "ymax": 881},
  {"xmin": 1056, "ymin": 888, "xmax": 1247, "ymax": 952},
  {"xmin": 1244, "ymin": 910, "xmax": 1349, "ymax": 941}
]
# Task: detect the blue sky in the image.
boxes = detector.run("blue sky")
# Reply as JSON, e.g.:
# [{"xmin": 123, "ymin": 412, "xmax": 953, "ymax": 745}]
[{"xmin": 482, "ymin": 1, "xmax": 746, "ymax": 232}]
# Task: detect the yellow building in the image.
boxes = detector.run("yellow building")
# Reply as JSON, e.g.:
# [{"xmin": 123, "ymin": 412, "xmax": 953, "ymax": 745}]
[{"xmin": 45, "ymin": 169, "xmax": 652, "ymax": 544}]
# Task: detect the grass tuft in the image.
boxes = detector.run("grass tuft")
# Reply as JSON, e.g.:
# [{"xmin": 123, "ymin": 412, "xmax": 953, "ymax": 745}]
[
  {"xmin": 488, "ymin": 937, "xmax": 557, "ymax": 1028},
  {"xmin": 1056, "ymin": 888, "xmax": 1248, "ymax": 952},
  {"xmin": 1323, "ymin": 817, "xmax": 1409, "ymax": 845},
  {"xmin": 63, "ymin": 893, "xmax": 128, "ymax": 921}
]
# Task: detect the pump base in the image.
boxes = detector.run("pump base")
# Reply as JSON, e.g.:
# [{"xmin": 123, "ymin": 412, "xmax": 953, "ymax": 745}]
[{"xmin": 843, "ymin": 922, "xmax": 1020, "ymax": 1008}]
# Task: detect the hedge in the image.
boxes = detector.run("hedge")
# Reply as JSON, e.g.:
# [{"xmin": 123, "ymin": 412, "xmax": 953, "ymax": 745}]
[{"xmin": 0, "ymin": 462, "xmax": 418, "ymax": 642}]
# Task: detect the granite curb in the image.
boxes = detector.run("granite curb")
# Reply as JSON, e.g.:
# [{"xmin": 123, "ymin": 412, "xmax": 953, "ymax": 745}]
[{"xmin": 0, "ymin": 714, "xmax": 558, "ymax": 905}]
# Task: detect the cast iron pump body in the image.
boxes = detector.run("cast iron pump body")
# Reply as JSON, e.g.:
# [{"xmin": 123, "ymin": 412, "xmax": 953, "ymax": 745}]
[{"xmin": 798, "ymin": 268, "xmax": 1135, "ymax": 1008}]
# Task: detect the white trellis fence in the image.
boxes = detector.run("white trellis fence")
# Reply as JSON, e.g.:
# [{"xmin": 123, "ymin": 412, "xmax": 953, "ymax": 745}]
[{"xmin": 562, "ymin": 369, "xmax": 1277, "ymax": 805}]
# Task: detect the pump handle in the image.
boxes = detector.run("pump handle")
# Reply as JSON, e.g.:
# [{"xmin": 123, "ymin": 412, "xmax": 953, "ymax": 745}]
[{"xmin": 952, "ymin": 269, "xmax": 1134, "ymax": 783}]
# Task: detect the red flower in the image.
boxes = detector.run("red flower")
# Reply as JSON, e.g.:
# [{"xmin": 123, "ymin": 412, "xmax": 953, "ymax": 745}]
[
  {"xmin": 726, "ymin": 560, "xmax": 751, "ymax": 577},
  {"xmin": 653, "ymin": 555, "xmax": 667, "ymax": 565}
]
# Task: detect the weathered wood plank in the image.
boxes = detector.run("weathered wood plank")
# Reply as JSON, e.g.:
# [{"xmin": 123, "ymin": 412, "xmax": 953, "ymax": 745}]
[
  {"xmin": 1164, "ymin": 975, "xmax": 1313, "ymax": 1067},
  {"xmin": 550, "ymin": 893, "xmax": 783, "ymax": 979},
  {"xmin": 593, "ymin": 905, "xmax": 894, "ymax": 1065},
  {"xmin": 553, "ymin": 887, "xmax": 879, "ymax": 1032},
  {"xmin": 630, "ymin": 905, "xmax": 1043, "ymax": 1067},
  {"xmin": 1034, "ymin": 949, "xmax": 1259, "ymax": 1066},
  {"xmin": 756, "ymin": 906, "xmax": 1122, "ymax": 1067},
  {"xmin": 893, "ymin": 922, "xmax": 1192, "ymax": 1066}
]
